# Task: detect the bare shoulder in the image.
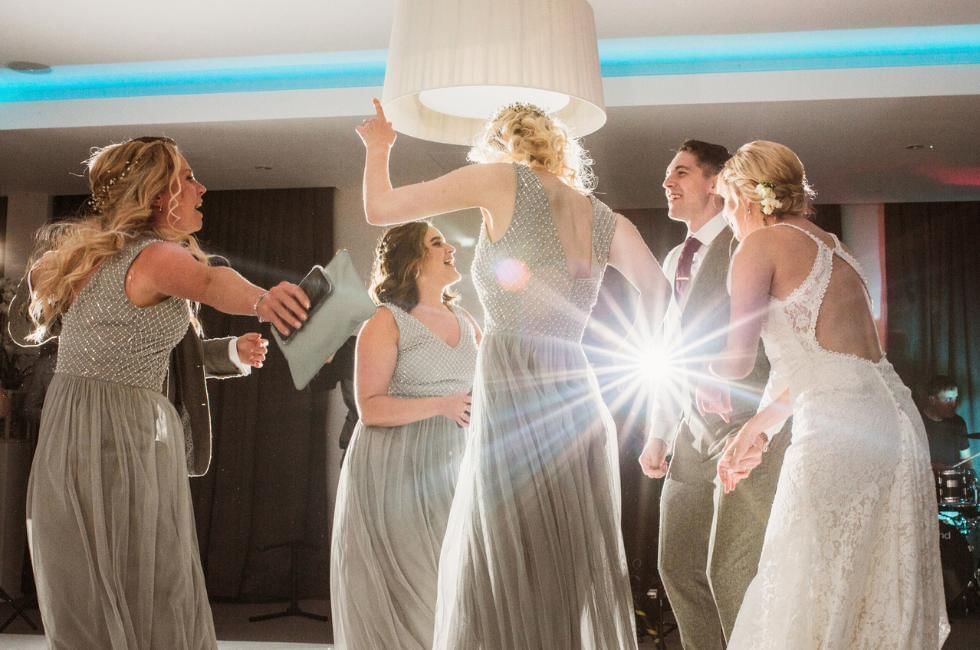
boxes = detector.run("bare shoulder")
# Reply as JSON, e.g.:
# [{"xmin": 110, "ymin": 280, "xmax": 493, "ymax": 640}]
[
  {"xmin": 735, "ymin": 226, "xmax": 773, "ymax": 250},
  {"xmin": 454, "ymin": 304, "xmax": 482, "ymax": 328},
  {"xmin": 610, "ymin": 213, "xmax": 644, "ymax": 243},
  {"xmin": 135, "ymin": 240, "xmax": 195, "ymax": 266},
  {"xmin": 360, "ymin": 305, "xmax": 399, "ymax": 341},
  {"xmin": 449, "ymin": 161, "xmax": 513, "ymax": 186},
  {"xmin": 733, "ymin": 227, "xmax": 781, "ymax": 266}
]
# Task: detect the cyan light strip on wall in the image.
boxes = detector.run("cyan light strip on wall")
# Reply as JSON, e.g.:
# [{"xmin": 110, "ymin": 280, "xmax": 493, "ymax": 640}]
[
  {"xmin": 2, "ymin": 24, "xmax": 978, "ymax": 103},
  {"xmin": 599, "ymin": 24, "xmax": 980, "ymax": 77},
  {"xmin": 0, "ymin": 50, "xmax": 389, "ymax": 103}
]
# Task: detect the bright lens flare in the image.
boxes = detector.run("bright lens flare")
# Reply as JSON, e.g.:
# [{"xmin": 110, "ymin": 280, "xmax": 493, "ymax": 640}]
[{"xmin": 636, "ymin": 341, "xmax": 675, "ymax": 388}]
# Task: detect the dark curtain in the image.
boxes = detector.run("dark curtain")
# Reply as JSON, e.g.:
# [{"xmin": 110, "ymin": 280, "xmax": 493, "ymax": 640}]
[
  {"xmin": 884, "ymin": 202, "xmax": 980, "ymax": 433},
  {"xmin": 1, "ymin": 196, "xmax": 7, "ymax": 277},
  {"xmin": 191, "ymin": 188, "xmax": 334, "ymax": 601},
  {"xmin": 811, "ymin": 204, "xmax": 842, "ymax": 239},
  {"xmin": 51, "ymin": 195, "xmax": 87, "ymax": 221}
]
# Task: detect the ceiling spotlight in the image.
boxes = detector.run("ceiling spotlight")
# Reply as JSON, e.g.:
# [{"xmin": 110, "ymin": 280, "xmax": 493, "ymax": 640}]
[
  {"xmin": 904, "ymin": 144, "xmax": 934, "ymax": 150},
  {"xmin": 6, "ymin": 61, "xmax": 52, "ymax": 74}
]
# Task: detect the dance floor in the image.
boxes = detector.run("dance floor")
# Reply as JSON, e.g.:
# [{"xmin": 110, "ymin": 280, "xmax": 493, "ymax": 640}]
[
  {"xmin": 0, "ymin": 638, "xmax": 327, "ymax": 649},
  {"xmin": 4, "ymin": 599, "xmax": 980, "ymax": 649}
]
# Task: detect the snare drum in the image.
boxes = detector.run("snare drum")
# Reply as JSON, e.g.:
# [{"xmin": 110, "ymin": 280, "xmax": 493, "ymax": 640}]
[
  {"xmin": 936, "ymin": 468, "xmax": 979, "ymax": 509},
  {"xmin": 938, "ymin": 513, "xmax": 980, "ymax": 607}
]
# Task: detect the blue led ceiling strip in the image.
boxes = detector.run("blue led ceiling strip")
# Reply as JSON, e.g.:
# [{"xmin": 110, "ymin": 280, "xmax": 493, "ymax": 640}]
[{"xmin": 2, "ymin": 24, "xmax": 978, "ymax": 103}]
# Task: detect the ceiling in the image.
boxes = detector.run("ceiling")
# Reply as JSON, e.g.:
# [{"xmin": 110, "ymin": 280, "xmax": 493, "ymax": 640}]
[{"xmin": 2, "ymin": 1, "xmax": 979, "ymax": 207}]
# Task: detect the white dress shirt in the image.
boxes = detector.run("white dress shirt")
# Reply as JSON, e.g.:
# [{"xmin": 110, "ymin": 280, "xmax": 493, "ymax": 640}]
[{"xmin": 651, "ymin": 212, "xmax": 728, "ymax": 443}]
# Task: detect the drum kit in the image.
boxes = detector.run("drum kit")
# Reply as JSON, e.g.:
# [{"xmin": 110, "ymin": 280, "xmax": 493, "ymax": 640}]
[{"xmin": 936, "ymin": 446, "xmax": 980, "ymax": 612}]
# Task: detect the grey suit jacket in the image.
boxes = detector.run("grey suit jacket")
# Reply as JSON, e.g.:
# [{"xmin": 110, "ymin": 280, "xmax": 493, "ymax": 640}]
[
  {"xmin": 671, "ymin": 227, "xmax": 771, "ymax": 457},
  {"xmin": 7, "ymin": 275, "xmax": 244, "ymax": 476}
]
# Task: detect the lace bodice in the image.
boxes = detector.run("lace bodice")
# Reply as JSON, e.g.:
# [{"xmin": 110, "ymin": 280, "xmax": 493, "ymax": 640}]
[
  {"xmin": 471, "ymin": 164, "xmax": 617, "ymax": 342},
  {"xmin": 383, "ymin": 304, "xmax": 478, "ymax": 398},
  {"xmin": 55, "ymin": 237, "xmax": 190, "ymax": 392},
  {"xmin": 760, "ymin": 223, "xmax": 885, "ymax": 399}
]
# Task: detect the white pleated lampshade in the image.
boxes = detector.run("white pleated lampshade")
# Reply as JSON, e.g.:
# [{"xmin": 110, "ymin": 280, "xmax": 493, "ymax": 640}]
[{"xmin": 382, "ymin": 0, "xmax": 606, "ymax": 146}]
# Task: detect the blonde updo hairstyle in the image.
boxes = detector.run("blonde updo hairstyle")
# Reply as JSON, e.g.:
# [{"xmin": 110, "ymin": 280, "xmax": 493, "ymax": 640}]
[
  {"xmin": 468, "ymin": 103, "xmax": 595, "ymax": 194},
  {"xmin": 719, "ymin": 140, "xmax": 816, "ymax": 221},
  {"xmin": 29, "ymin": 137, "xmax": 207, "ymax": 336},
  {"xmin": 369, "ymin": 221, "xmax": 458, "ymax": 312}
]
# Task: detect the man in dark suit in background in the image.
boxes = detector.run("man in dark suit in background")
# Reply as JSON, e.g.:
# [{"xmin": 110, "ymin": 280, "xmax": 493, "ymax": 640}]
[{"xmin": 309, "ymin": 336, "xmax": 359, "ymax": 464}]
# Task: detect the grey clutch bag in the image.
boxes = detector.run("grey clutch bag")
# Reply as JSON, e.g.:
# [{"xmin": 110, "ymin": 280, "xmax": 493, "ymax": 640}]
[{"xmin": 272, "ymin": 249, "xmax": 375, "ymax": 390}]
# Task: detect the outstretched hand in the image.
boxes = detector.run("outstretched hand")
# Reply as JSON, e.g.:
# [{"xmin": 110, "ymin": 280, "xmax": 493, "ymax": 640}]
[
  {"xmin": 639, "ymin": 437, "xmax": 670, "ymax": 479},
  {"xmin": 717, "ymin": 423, "xmax": 767, "ymax": 494},
  {"xmin": 236, "ymin": 332, "xmax": 269, "ymax": 368},
  {"xmin": 257, "ymin": 282, "xmax": 310, "ymax": 336},
  {"xmin": 355, "ymin": 98, "xmax": 397, "ymax": 149}
]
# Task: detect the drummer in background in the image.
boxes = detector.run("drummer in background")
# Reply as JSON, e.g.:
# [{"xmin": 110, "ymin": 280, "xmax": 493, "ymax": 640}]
[{"xmin": 921, "ymin": 375, "xmax": 970, "ymax": 471}]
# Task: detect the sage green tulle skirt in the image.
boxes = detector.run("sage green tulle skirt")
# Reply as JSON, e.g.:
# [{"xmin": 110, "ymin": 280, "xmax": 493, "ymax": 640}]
[
  {"xmin": 27, "ymin": 374, "xmax": 216, "ymax": 650},
  {"xmin": 434, "ymin": 332, "xmax": 637, "ymax": 650},
  {"xmin": 330, "ymin": 414, "xmax": 466, "ymax": 649}
]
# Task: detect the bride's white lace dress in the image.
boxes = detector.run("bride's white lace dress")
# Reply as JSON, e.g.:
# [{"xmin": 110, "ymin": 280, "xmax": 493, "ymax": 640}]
[{"xmin": 728, "ymin": 223, "xmax": 949, "ymax": 649}]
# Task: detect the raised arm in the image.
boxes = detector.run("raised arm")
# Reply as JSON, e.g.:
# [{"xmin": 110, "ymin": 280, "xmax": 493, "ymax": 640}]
[
  {"xmin": 128, "ymin": 241, "xmax": 309, "ymax": 336},
  {"xmin": 709, "ymin": 230, "xmax": 774, "ymax": 380},
  {"xmin": 606, "ymin": 214, "xmax": 674, "ymax": 479},
  {"xmin": 356, "ymin": 99, "xmax": 512, "ymax": 228},
  {"xmin": 607, "ymin": 214, "xmax": 670, "ymax": 335},
  {"xmin": 355, "ymin": 307, "xmax": 471, "ymax": 427}
]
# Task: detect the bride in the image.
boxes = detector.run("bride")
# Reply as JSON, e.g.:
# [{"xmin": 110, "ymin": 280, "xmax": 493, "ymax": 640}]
[{"xmin": 700, "ymin": 140, "xmax": 948, "ymax": 648}]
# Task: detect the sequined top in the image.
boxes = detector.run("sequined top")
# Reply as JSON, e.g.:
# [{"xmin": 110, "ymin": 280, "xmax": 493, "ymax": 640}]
[
  {"xmin": 56, "ymin": 237, "xmax": 191, "ymax": 392},
  {"xmin": 384, "ymin": 304, "xmax": 478, "ymax": 398},
  {"xmin": 471, "ymin": 163, "xmax": 617, "ymax": 342}
]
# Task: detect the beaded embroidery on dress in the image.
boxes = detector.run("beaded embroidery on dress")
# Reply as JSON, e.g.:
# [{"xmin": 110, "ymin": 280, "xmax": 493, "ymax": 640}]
[
  {"xmin": 433, "ymin": 164, "xmax": 637, "ymax": 649},
  {"xmin": 728, "ymin": 223, "xmax": 949, "ymax": 649},
  {"xmin": 27, "ymin": 237, "xmax": 216, "ymax": 649},
  {"xmin": 331, "ymin": 303, "xmax": 478, "ymax": 650}
]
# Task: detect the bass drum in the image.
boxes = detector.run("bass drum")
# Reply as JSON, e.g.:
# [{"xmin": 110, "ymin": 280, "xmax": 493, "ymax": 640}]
[{"xmin": 939, "ymin": 517, "xmax": 978, "ymax": 606}]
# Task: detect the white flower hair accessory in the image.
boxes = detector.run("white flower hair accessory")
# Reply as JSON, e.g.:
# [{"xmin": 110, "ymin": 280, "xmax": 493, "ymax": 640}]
[{"xmin": 755, "ymin": 181, "xmax": 783, "ymax": 216}]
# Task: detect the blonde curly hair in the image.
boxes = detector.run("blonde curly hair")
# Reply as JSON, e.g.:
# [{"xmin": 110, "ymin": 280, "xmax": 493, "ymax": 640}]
[
  {"xmin": 719, "ymin": 140, "xmax": 816, "ymax": 220},
  {"xmin": 468, "ymin": 103, "xmax": 595, "ymax": 194},
  {"xmin": 28, "ymin": 137, "xmax": 207, "ymax": 338}
]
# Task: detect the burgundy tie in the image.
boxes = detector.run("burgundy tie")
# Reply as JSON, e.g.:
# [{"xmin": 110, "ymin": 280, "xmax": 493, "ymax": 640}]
[{"xmin": 674, "ymin": 236, "xmax": 703, "ymax": 303}]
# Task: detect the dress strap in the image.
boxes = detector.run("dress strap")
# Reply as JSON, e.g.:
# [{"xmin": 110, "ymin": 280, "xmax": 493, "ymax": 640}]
[
  {"xmin": 771, "ymin": 222, "xmax": 826, "ymax": 248},
  {"xmin": 381, "ymin": 303, "xmax": 417, "ymax": 336},
  {"xmin": 590, "ymin": 198, "xmax": 617, "ymax": 269}
]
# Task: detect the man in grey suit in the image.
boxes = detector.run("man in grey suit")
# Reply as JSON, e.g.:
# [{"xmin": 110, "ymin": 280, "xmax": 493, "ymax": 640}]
[{"xmin": 639, "ymin": 140, "xmax": 789, "ymax": 649}]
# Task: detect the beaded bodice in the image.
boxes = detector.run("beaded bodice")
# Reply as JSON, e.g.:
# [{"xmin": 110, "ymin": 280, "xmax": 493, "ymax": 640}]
[
  {"xmin": 384, "ymin": 304, "xmax": 478, "ymax": 398},
  {"xmin": 471, "ymin": 164, "xmax": 617, "ymax": 342},
  {"xmin": 55, "ymin": 238, "xmax": 190, "ymax": 392}
]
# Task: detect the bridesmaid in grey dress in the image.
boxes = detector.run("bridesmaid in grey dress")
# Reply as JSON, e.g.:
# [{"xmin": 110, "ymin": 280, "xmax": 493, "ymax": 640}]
[
  {"xmin": 356, "ymin": 100, "xmax": 670, "ymax": 648},
  {"xmin": 330, "ymin": 222, "xmax": 479, "ymax": 649},
  {"xmin": 22, "ymin": 137, "xmax": 308, "ymax": 649}
]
